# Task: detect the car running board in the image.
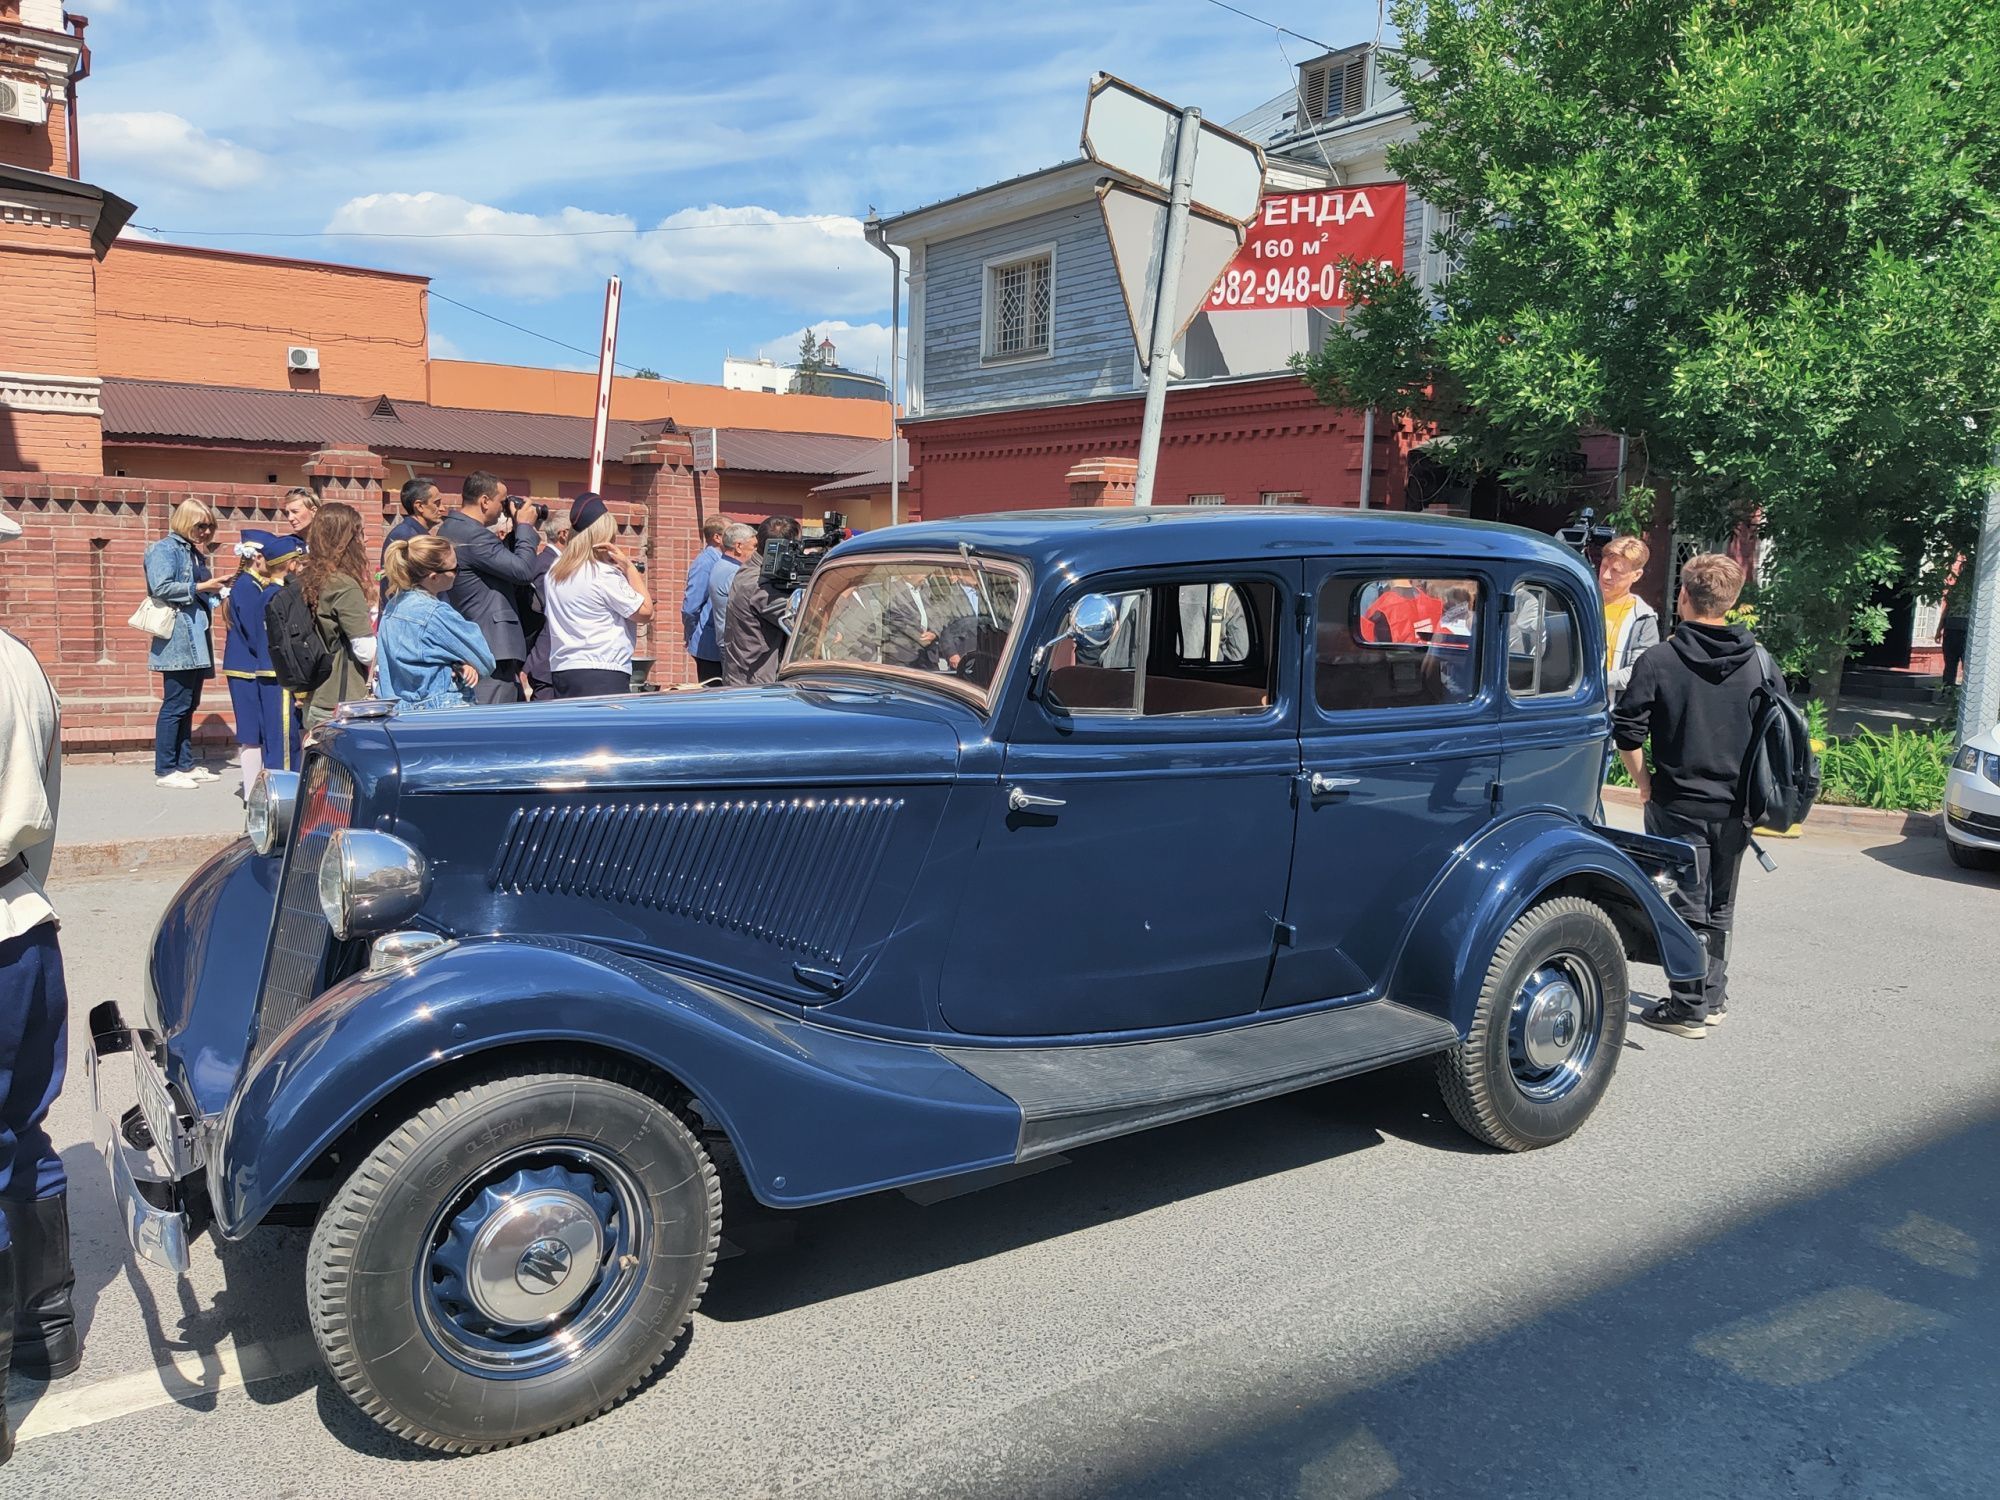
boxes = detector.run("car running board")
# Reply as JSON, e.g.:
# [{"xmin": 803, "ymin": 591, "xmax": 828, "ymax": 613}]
[{"xmin": 939, "ymin": 1001, "xmax": 1460, "ymax": 1161}]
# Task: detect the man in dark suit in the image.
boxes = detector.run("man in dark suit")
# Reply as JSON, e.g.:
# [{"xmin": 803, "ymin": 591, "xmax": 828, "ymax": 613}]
[
  {"xmin": 438, "ymin": 471, "xmax": 546, "ymax": 702},
  {"xmin": 380, "ymin": 478, "xmax": 445, "ymax": 561}
]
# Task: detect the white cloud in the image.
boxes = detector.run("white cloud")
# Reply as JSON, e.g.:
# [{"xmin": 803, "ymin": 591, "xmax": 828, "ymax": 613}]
[
  {"xmin": 428, "ymin": 329, "xmax": 465, "ymax": 360},
  {"xmin": 325, "ymin": 192, "xmax": 631, "ymax": 297},
  {"xmin": 756, "ymin": 321, "xmax": 899, "ymax": 379},
  {"xmin": 628, "ymin": 206, "xmax": 882, "ymax": 313},
  {"xmin": 89, "ymin": 111, "xmax": 265, "ymax": 190}
]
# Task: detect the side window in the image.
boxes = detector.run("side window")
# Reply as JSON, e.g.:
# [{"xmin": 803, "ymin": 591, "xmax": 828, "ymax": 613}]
[
  {"xmin": 1316, "ymin": 574, "xmax": 1483, "ymax": 712},
  {"xmin": 1048, "ymin": 578, "xmax": 1277, "ymax": 717},
  {"xmin": 1508, "ymin": 582, "xmax": 1583, "ymax": 699}
]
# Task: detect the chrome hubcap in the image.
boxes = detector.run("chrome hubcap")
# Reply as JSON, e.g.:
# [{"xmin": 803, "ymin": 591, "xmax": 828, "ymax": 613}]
[
  {"xmin": 419, "ymin": 1150, "xmax": 649, "ymax": 1378},
  {"xmin": 1508, "ymin": 957, "xmax": 1602, "ymax": 1102}
]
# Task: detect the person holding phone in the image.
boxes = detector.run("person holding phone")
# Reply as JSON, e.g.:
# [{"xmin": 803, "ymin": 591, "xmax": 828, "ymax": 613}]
[{"xmin": 540, "ymin": 493, "xmax": 654, "ymax": 699}]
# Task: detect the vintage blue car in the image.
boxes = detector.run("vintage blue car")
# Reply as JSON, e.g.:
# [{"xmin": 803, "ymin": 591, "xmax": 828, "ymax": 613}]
[{"xmin": 89, "ymin": 507, "xmax": 1704, "ymax": 1451}]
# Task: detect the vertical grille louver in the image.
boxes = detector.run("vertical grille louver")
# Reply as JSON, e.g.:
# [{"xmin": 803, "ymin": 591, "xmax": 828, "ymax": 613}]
[
  {"xmin": 250, "ymin": 758, "xmax": 356, "ymax": 1059},
  {"xmin": 490, "ymin": 795, "xmax": 905, "ymax": 966}
]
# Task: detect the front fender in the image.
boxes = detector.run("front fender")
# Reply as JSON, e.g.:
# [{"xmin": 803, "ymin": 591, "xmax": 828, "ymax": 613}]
[
  {"xmin": 1391, "ymin": 811, "xmax": 1706, "ymax": 1034},
  {"xmin": 211, "ymin": 937, "xmax": 1020, "ymax": 1237}
]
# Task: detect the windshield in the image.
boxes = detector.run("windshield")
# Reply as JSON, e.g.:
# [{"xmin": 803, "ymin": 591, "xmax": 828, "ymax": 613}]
[{"xmin": 784, "ymin": 553, "xmax": 1027, "ymax": 705}]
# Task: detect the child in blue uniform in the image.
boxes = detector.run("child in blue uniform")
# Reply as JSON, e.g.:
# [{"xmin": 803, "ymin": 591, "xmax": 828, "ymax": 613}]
[{"xmin": 223, "ymin": 530, "xmax": 303, "ymax": 797}]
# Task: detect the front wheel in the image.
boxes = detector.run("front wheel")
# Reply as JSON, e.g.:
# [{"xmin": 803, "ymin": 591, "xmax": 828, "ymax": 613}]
[
  {"xmin": 307, "ymin": 1061, "xmax": 721, "ymax": 1452},
  {"xmin": 1946, "ymin": 837, "xmax": 2000, "ymax": 872},
  {"xmin": 1436, "ymin": 896, "xmax": 1629, "ymax": 1152}
]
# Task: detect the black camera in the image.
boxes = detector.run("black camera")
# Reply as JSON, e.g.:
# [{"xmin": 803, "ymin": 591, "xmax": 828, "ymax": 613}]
[
  {"xmin": 1557, "ymin": 506, "xmax": 1616, "ymax": 558},
  {"xmin": 758, "ymin": 511, "xmax": 851, "ymax": 592},
  {"xmin": 504, "ymin": 497, "xmax": 550, "ymax": 528}
]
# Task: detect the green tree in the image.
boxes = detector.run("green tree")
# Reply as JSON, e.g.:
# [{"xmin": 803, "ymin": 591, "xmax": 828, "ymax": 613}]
[
  {"xmin": 1295, "ymin": 0, "xmax": 2000, "ymax": 698},
  {"xmin": 788, "ymin": 329, "xmax": 831, "ymax": 396},
  {"xmin": 631, "ymin": 366, "xmax": 662, "ymax": 380}
]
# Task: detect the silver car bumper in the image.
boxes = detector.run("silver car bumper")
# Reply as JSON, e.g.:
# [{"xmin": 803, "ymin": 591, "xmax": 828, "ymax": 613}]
[{"xmin": 85, "ymin": 1002, "xmax": 203, "ymax": 1276}]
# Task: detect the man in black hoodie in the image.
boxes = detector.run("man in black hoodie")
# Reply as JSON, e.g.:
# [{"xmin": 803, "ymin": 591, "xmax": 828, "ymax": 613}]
[{"xmin": 1613, "ymin": 553, "xmax": 1762, "ymax": 1038}]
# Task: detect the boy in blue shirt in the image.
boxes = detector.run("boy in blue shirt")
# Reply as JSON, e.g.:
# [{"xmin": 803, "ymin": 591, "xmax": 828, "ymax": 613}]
[{"xmin": 222, "ymin": 530, "xmax": 303, "ymax": 797}]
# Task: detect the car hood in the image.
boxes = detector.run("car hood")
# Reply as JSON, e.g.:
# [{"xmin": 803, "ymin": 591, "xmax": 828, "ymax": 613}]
[{"xmin": 386, "ymin": 681, "xmax": 966, "ymax": 794}]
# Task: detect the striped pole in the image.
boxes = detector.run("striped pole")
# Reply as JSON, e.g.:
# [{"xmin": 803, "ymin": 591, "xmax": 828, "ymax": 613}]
[{"xmin": 588, "ymin": 275, "xmax": 623, "ymax": 494}]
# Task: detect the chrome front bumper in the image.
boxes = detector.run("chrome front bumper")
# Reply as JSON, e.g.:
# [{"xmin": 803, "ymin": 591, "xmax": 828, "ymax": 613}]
[{"xmin": 85, "ymin": 1001, "xmax": 203, "ymax": 1276}]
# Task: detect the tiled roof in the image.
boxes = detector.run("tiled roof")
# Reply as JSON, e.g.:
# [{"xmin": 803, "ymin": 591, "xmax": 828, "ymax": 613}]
[
  {"xmin": 811, "ymin": 439, "xmax": 908, "ymax": 495},
  {"xmin": 693, "ymin": 426, "xmax": 886, "ymax": 476},
  {"xmin": 100, "ymin": 378, "xmax": 664, "ymax": 462}
]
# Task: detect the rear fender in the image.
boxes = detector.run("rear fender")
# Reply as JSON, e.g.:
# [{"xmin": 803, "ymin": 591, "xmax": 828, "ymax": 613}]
[
  {"xmin": 1390, "ymin": 811, "xmax": 1706, "ymax": 1035},
  {"xmin": 211, "ymin": 937, "xmax": 1020, "ymax": 1236}
]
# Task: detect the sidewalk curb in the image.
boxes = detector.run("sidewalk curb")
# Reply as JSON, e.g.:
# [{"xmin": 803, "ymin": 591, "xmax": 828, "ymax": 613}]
[
  {"xmin": 50, "ymin": 832, "xmax": 238, "ymax": 884},
  {"xmin": 1599, "ymin": 785, "xmax": 1941, "ymax": 840}
]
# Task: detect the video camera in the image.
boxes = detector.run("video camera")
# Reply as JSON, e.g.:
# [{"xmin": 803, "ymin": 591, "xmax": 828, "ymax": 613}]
[
  {"xmin": 759, "ymin": 510, "xmax": 851, "ymax": 593},
  {"xmin": 1556, "ymin": 506, "xmax": 1616, "ymax": 560}
]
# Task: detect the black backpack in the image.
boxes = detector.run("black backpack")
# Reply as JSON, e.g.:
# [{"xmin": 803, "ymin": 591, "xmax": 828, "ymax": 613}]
[
  {"xmin": 1739, "ymin": 646, "xmax": 1820, "ymax": 828},
  {"xmin": 265, "ymin": 580, "xmax": 332, "ymax": 693}
]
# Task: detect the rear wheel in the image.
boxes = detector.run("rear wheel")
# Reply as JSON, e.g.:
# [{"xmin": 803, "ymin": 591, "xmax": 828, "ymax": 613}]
[
  {"xmin": 1436, "ymin": 897, "xmax": 1629, "ymax": 1151},
  {"xmin": 307, "ymin": 1062, "xmax": 721, "ymax": 1452}
]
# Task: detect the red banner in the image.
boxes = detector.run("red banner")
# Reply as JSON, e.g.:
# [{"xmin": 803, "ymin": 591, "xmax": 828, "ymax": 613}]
[{"xmin": 1205, "ymin": 183, "xmax": 1408, "ymax": 313}]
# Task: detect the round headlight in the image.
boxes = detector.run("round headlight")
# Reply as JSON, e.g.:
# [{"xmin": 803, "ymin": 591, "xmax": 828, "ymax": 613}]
[
  {"xmin": 317, "ymin": 829, "xmax": 430, "ymax": 940},
  {"xmin": 246, "ymin": 770, "xmax": 300, "ymax": 856}
]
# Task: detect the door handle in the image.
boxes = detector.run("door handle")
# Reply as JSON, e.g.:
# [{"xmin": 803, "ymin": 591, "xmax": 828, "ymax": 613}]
[
  {"xmin": 1307, "ymin": 772, "xmax": 1361, "ymax": 796},
  {"xmin": 1007, "ymin": 786, "xmax": 1066, "ymax": 813}
]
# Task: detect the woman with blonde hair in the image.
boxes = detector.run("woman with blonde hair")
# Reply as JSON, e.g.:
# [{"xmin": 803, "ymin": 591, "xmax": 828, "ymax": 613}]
[
  {"xmin": 1599, "ymin": 534, "xmax": 1661, "ymax": 700},
  {"xmin": 295, "ymin": 502, "xmax": 377, "ymax": 730},
  {"xmin": 143, "ymin": 498, "xmax": 228, "ymax": 787},
  {"xmin": 375, "ymin": 535, "xmax": 494, "ymax": 712},
  {"xmin": 540, "ymin": 493, "xmax": 653, "ymax": 698}
]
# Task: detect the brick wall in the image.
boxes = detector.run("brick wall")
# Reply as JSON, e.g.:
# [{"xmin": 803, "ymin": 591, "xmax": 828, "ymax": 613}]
[
  {"xmin": 96, "ymin": 241, "xmax": 430, "ymax": 400},
  {"xmin": 1, "ymin": 470, "xmax": 304, "ymax": 752},
  {"xmin": 0, "ymin": 88, "xmax": 65, "ymax": 175},
  {"xmin": 0, "ymin": 226, "xmax": 99, "ymax": 377}
]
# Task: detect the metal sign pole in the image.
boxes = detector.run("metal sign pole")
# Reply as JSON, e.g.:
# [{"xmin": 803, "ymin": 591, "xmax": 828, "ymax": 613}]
[
  {"xmin": 1133, "ymin": 106, "xmax": 1201, "ymax": 508},
  {"xmin": 1357, "ymin": 404, "xmax": 1376, "ymax": 509},
  {"xmin": 1956, "ymin": 455, "xmax": 2000, "ymax": 743},
  {"xmin": 587, "ymin": 275, "xmax": 622, "ymax": 495}
]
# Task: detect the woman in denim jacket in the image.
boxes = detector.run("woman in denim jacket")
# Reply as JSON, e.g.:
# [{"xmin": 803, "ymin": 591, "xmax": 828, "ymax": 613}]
[
  {"xmin": 142, "ymin": 500, "xmax": 228, "ymax": 787},
  {"xmin": 376, "ymin": 535, "xmax": 495, "ymax": 712}
]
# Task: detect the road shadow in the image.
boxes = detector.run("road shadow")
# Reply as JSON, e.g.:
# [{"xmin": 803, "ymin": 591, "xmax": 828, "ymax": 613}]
[
  {"xmin": 703, "ymin": 1066, "xmax": 1467, "ymax": 1325},
  {"xmin": 1858, "ymin": 830, "xmax": 1997, "ymax": 887},
  {"xmin": 1038, "ymin": 1111, "xmax": 2000, "ymax": 1499}
]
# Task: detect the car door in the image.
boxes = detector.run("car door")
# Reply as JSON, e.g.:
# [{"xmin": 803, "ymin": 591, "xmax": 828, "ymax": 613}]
[
  {"xmin": 1498, "ymin": 575, "xmax": 1606, "ymax": 813},
  {"xmin": 1266, "ymin": 563, "xmax": 1503, "ymax": 1009},
  {"xmin": 936, "ymin": 562, "xmax": 1302, "ymax": 1038}
]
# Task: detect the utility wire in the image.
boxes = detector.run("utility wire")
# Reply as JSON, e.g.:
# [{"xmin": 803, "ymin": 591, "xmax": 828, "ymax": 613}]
[
  {"xmin": 127, "ymin": 214, "xmax": 852, "ymax": 241},
  {"xmin": 429, "ymin": 290, "xmax": 644, "ymax": 374},
  {"xmin": 1196, "ymin": 0, "xmax": 1336, "ymax": 51}
]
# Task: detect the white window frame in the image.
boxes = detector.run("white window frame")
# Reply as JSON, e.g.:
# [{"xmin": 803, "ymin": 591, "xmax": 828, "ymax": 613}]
[
  {"xmin": 1186, "ymin": 493, "xmax": 1226, "ymax": 507},
  {"xmin": 980, "ymin": 242, "xmax": 1057, "ymax": 365}
]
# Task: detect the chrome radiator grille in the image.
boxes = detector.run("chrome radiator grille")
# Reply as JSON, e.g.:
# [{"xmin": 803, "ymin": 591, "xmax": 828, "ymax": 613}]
[
  {"xmin": 250, "ymin": 757, "xmax": 355, "ymax": 1059},
  {"xmin": 490, "ymin": 795, "xmax": 904, "ymax": 965}
]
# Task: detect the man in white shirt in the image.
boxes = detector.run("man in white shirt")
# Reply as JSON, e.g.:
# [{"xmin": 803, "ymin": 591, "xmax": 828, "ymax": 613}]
[{"xmin": 0, "ymin": 511, "xmax": 82, "ymax": 1464}]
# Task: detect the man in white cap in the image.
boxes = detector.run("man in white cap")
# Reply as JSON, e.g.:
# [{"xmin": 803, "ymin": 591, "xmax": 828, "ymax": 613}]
[{"xmin": 0, "ymin": 509, "xmax": 81, "ymax": 1465}]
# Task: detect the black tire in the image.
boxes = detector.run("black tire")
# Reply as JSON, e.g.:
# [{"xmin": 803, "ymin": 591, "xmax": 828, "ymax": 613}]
[
  {"xmin": 306, "ymin": 1061, "xmax": 721, "ymax": 1453},
  {"xmin": 1436, "ymin": 896, "xmax": 1629, "ymax": 1152},
  {"xmin": 1946, "ymin": 838, "xmax": 2000, "ymax": 872}
]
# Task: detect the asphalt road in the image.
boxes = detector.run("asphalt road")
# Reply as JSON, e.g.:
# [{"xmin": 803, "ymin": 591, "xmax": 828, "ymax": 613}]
[{"xmin": 5, "ymin": 823, "xmax": 1997, "ymax": 1499}]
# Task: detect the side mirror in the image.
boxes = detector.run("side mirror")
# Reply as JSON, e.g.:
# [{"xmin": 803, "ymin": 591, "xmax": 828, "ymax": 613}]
[
  {"xmin": 1070, "ymin": 593, "xmax": 1119, "ymax": 652},
  {"xmin": 780, "ymin": 585, "xmax": 808, "ymax": 636}
]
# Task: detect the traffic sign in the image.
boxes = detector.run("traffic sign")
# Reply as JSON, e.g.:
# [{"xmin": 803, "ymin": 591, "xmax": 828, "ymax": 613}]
[
  {"xmin": 1081, "ymin": 73, "xmax": 1265, "ymax": 224},
  {"xmin": 1097, "ymin": 183, "xmax": 1245, "ymax": 369}
]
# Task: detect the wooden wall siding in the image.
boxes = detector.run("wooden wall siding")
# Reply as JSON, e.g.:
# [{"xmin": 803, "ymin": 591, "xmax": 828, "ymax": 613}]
[
  {"xmin": 921, "ymin": 187, "xmax": 1434, "ymax": 417},
  {"xmin": 921, "ymin": 202, "xmax": 1140, "ymax": 417}
]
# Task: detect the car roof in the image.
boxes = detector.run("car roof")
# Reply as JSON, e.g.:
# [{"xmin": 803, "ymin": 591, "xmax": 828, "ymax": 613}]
[{"xmin": 832, "ymin": 505, "xmax": 1596, "ymax": 584}]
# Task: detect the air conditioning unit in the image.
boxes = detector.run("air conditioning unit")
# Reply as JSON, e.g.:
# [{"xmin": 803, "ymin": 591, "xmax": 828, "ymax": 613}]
[
  {"xmin": 0, "ymin": 79, "xmax": 49, "ymax": 127},
  {"xmin": 287, "ymin": 345, "xmax": 320, "ymax": 371}
]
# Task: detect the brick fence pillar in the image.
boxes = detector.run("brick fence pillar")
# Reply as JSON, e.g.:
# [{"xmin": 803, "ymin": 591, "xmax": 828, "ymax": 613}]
[
  {"xmin": 1065, "ymin": 456, "xmax": 1139, "ymax": 508},
  {"xmin": 303, "ymin": 446, "xmax": 390, "ymax": 555},
  {"xmin": 625, "ymin": 430, "xmax": 700, "ymax": 686}
]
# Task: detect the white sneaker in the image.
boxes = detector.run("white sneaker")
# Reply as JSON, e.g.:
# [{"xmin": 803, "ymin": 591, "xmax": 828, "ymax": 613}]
[
  {"xmin": 156, "ymin": 771, "xmax": 198, "ymax": 789},
  {"xmin": 185, "ymin": 765, "xmax": 221, "ymax": 782}
]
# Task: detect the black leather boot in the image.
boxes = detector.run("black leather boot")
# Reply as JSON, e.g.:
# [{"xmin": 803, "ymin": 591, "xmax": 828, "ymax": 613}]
[
  {"xmin": 0, "ymin": 1243, "xmax": 16, "ymax": 1464},
  {"xmin": 5, "ymin": 1197, "xmax": 78, "ymax": 1380}
]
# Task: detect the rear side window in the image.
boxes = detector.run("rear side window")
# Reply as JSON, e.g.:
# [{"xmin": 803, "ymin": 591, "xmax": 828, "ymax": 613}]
[
  {"xmin": 1316, "ymin": 575, "xmax": 1483, "ymax": 712},
  {"xmin": 1508, "ymin": 582, "xmax": 1584, "ymax": 699}
]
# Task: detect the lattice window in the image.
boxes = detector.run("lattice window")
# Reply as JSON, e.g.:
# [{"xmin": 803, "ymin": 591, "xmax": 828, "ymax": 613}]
[
  {"xmin": 1260, "ymin": 491, "xmax": 1305, "ymax": 506},
  {"xmin": 1186, "ymin": 494, "xmax": 1226, "ymax": 507},
  {"xmin": 985, "ymin": 252, "xmax": 1052, "ymax": 360}
]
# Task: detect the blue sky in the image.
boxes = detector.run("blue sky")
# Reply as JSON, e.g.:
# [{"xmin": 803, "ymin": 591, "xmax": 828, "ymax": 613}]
[{"xmin": 77, "ymin": 0, "xmax": 1384, "ymax": 385}]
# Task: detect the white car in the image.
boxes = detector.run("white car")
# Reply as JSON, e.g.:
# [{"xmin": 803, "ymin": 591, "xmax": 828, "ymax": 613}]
[{"xmin": 1945, "ymin": 722, "xmax": 2000, "ymax": 871}]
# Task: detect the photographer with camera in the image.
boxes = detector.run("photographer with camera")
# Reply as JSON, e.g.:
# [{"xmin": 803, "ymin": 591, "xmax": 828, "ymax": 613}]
[
  {"xmin": 438, "ymin": 470, "xmax": 548, "ymax": 703},
  {"xmin": 721, "ymin": 515, "xmax": 802, "ymax": 687}
]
